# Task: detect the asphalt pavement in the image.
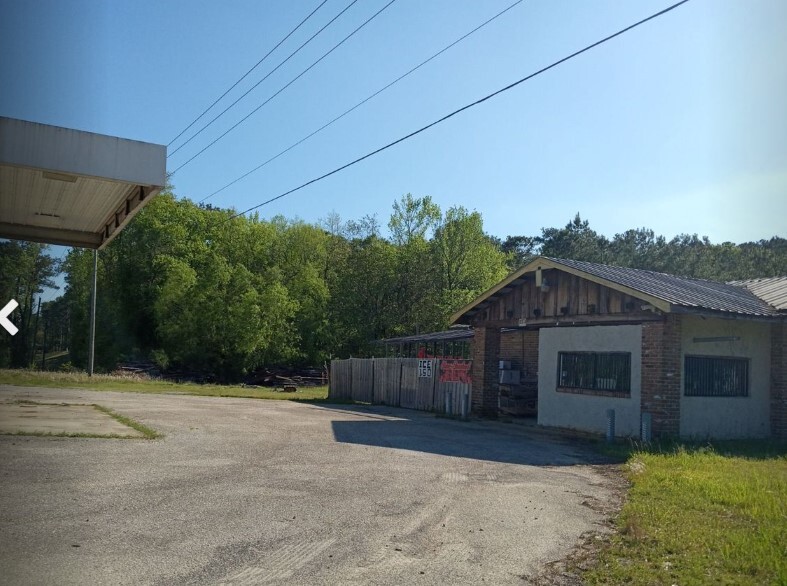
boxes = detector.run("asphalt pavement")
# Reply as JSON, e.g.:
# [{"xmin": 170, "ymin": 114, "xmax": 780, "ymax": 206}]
[{"xmin": 0, "ymin": 385, "xmax": 618, "ymax": 585}]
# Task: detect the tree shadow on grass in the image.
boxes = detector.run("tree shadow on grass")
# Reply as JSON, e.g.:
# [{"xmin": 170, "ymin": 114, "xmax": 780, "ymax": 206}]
[{"xmin": 599, "ymin": 437, "xmax": 787, "ymax": 462}]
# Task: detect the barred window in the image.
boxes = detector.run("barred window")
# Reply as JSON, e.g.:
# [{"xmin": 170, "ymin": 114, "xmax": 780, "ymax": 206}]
[
  {"xmin": 684, "ymin": 356, "xmax": 748, "ymax": 397},
  {"xmin": 558, "ymin": 352, "xmax": 631, "ymax": 393}
]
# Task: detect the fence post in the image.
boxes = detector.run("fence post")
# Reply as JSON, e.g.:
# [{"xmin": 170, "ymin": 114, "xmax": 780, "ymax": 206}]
[
  {"xmin": 349, "ymin": 358, "xmax": 354, "ymax": 401},
  {"xmin": 397, "ymin": 360, "xmax": 403, "ymax": 407},
  {"xmin": 431, "ymin": 359, "xmax": 438, "ymax": 412}
]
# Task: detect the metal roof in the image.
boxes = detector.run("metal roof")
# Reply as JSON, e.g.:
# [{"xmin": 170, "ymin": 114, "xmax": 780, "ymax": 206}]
[
  {"xmin": 451, "ymin": 256, "xmax": 784, "ymax": 323},
  {"xmin": 0, "ymin": 117, "xmax": 166, "ymax": 249},
  {"xmin": 548, "ymin": 258, "xmax": 781, "ymax": 317},
  {"xmin": 378, "ymin": 328, "xmax": 474, "ymax": 344},
  {"xmin": 728, "ymin": 276, "xmax": 787, "ymax": 311}
]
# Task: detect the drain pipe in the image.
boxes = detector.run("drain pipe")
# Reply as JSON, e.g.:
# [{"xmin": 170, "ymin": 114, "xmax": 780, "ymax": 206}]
[
  {"xmin": 606, "ymin": 409, "xmax": 616, "ymax": 443},
  {"xmin": 641, "ymin": 412, "xmax": 652, "ymax": 443}
]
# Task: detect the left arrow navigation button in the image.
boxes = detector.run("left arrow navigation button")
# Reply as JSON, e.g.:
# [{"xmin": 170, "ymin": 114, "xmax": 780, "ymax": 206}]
[{"xmin": 1, "ymin": 300, "xmax": 19, "ymax": 336}]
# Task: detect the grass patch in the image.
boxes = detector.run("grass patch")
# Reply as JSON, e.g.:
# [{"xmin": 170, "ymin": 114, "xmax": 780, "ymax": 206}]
[
  {"xmin": 2, "ymin": 429, "xmax": 145, "ymax": 440},
  {"xmin": 585, "ymin": 440, "xmax": 787, "ymax": 585},
  {"xmin": 92, "ymin": 404, "xmax": 160, "ymax": 439},
  {"xmin": 0, "ymin": 400, "xmax": 161, "ymax": 439},
  {"xmin": 0, "ymin": 369, "xmax": 329, "ymax": 401}
]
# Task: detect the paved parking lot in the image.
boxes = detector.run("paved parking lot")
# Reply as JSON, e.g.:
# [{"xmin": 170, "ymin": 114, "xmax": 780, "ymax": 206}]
[{"xmin": 0, "ymin": 385, "xmax": 618, "ymax": 585}]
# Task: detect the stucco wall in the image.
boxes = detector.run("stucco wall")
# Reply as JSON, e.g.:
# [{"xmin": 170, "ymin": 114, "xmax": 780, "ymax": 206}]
[
  {"xmin": 538, "ymin": 325, "xmax": 642, "ymax": 436},
  {"xmin": 680, "ymin": 317, "xmax": 771, "ymax": 439}
]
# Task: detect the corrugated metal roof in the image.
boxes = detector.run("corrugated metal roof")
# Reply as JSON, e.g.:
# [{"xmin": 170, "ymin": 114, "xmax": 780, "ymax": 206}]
[
  {"xmin": 379, "ymin": 328, "xmax": 474, "ymax": 344},
  {"xmin": 728, "ymin": 276, "xmax": 787, "ymax": 311},
  {"xmin": 544, "ymin": 258, "xmax": 782, "ymax": 317}
]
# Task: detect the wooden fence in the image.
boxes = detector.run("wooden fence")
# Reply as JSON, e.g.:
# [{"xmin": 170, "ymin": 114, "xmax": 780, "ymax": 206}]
[{"xmin": 329, "ymin": 357, "xmax": 472, "ymax": 416}]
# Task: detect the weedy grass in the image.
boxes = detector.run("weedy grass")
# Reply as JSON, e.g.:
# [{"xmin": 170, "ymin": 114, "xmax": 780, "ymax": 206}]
[
  {"xmin": 586, "ymin": 440, "xmax": 787, "ymax": 585},
  {"xmin": 92, "ymin": 404, "xmax": 160, "ymax": 439},
  {"xmin": 0, "ymin": 369, "xmax": 329, "ymax": 401},
  {"xmin": 1, "ymin": 429, "xmax": 144, "ymax": 440},
  {"xmin": 0, "ymin": 400, "xmax": 161, "ymax": 439}
]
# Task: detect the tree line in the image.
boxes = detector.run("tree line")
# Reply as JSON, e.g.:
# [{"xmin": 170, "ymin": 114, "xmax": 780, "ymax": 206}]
[{"xmin": 1, "ymin": 191, "xmax": 784, "ymax": 379}]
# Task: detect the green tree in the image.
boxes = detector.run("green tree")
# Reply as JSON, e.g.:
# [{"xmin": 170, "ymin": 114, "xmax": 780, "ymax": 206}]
[
  {"xmin": 539, "ymin": 213, "xmax": 609, "ymax": 263},
  {"xmin": 499, "ymin": 235, "xmax": 540, "ymax": 270},
  {"xmin": 0, "ymin": 241, "xmax": 60, "ymax": 367},
  {"xmin": 607, "ymin": 228, "xmax": 670, "ymax": 272},
  {"xmin": 431, "ymin": 206, "xmax": 510, "ymax": 319},
  {"xmin": 387, "ymin": 194, "xmax": 442, "ymax": 335},
  {"xmin": 388, "ymin": 193, "xmax": 441, "ymax": 245},
  {"xmin": 330, "ymin": 236, "xmax": 399, "ymax": 355}
]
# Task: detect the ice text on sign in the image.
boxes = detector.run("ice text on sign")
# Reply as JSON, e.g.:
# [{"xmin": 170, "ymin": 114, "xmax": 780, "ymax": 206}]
[{"xmin": 418, "ymin": 359, "xmax": 433, "ymax": 378}]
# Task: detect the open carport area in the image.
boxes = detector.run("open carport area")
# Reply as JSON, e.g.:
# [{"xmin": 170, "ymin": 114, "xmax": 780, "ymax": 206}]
[{"xmin": 0, "ymin": 386, "xmax": 618, "ymax": 585}]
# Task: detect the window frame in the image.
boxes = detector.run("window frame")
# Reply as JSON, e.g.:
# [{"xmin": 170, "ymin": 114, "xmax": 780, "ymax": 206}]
[
  {"xmin": 683, "ymin": 355, "xmax": 749, "ymax": 398},
  {"xmin": 556, "ymin": 351, "xmax": 632, "ymax": 397}
]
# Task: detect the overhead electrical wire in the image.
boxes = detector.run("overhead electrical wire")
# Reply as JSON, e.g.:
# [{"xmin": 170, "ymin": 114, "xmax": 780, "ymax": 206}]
[
  {"xmin": 169, "ymin": 0, "xmax": 361, "ymax": 158},
  {"xmin": 169, "ymin": 0, "xmax": 398, "ymax": 175},
  {"xmin": 198, "ymin": 0, "xmax": 527, "ymax": 204},
  {"xmin": 222, "ymin": 0, "xmax": 691, "ymax": 222},
  {"xmin": 167, "ymin": 0, "xmax": 329, "ymax": 149}
]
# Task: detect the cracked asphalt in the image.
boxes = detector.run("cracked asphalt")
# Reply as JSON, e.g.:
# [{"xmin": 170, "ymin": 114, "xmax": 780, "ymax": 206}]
[{"xmin": 0, "ymin": 385, "xmax": 618, "ymax": 585}]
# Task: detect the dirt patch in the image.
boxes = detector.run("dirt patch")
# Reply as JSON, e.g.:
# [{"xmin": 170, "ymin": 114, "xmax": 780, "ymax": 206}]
[{"xmin": 527, "ymin": 463, "xmax": 630, "ymax": 585}]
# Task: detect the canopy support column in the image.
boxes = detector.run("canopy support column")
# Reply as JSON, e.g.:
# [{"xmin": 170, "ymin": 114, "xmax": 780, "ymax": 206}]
[{"xmin": 88, "ymin": 249, "xmax": 97, "ymax": 376}]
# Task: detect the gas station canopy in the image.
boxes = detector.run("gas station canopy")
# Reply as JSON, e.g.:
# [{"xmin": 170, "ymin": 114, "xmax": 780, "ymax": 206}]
[{"xmin": 0, "ymin": 117, "xmax": 166, "ymax": 249}]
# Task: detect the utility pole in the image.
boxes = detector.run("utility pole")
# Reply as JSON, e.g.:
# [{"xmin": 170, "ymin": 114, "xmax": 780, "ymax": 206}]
[
  {"xmin": 40, "ymin": 308, "xmax": 48, "ymax": 370},
  {"xmin": 30, "ymin": 297, "xmax": 41, "ymax": 367}
]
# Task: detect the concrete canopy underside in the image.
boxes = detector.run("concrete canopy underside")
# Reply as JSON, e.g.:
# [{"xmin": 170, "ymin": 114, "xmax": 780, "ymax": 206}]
[{"xmin": 0, "ymin": 117, "xmax": 166, "ymax": 249}]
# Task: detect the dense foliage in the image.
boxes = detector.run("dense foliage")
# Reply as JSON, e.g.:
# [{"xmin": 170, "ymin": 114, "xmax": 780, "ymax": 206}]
[
  {"xmin": 0, "ymin": 241, "xmax": 61, "ymax": 368},
  {"xmin": 36, "ymin": 191, "xmax": 508, "ymax": 378},
  {"xmin": 1, "ymin": 195, "xmax": 784, "ymax": 379}
]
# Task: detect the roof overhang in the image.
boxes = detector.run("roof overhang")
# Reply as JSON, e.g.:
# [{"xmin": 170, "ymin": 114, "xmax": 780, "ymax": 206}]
[
  {"xmin": 0, "ymin": 117, "xmax": 166, "ymax": 249},
  {"xmin": 449, "ymin": 256, "xmax": 672, "ymax": 324}
]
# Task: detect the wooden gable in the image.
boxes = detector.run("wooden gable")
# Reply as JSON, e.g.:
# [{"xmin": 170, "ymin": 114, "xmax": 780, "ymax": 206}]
[
  {"xmin": 482, "ymin": 268, "xmax": 649, "ymax": 322},
  {"xmin": 450, "ymin": 257, "xmax": 677, "ymax": 326}
]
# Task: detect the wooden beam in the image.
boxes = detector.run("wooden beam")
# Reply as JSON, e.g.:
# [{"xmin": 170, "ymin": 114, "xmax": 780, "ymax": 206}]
[
  {"xmin": 99, "ymin": 184, "xmax": 159, "ymax": 249},
  {"xmin": 0, "ymin": 221, "xmax": 101, "ymax": 248},
  {"xmin": 474, "ymin": 312, "xmax": 665, "ymax": 329}
]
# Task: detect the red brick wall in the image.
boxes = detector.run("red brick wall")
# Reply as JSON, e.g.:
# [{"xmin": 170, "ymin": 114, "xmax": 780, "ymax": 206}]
[
  {"xmin": 771, "ymin": 321, "xmax": 787, "ymax": 439},
  {"xmin": 472, "ymin": 326, "xmax": 500, "ymax": 417},
  {"xmin": 641, "ymin": 315, "xmax": 682, "ymax": 437},
  {"xmin": 499, "ymin": 330, "xmax": 539, "ymax": 377},
  {"xmin": 523, "ymin": 330, "xmax": 539, "ymax": 378},
  {"xmin": 500, "ymin": 331, "xmax": 523, "ymax": 368}
]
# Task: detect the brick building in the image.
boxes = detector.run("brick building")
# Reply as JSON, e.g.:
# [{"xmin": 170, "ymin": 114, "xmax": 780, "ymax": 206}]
[{"xmin": 450, "ymin": 257, "xmax": 787, "ymax": 440}]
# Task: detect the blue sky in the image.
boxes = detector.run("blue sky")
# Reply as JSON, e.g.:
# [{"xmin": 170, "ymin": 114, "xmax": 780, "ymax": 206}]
[{"xmin": 1, "ymin": 0, "xmax": 786, "ymax": 281}]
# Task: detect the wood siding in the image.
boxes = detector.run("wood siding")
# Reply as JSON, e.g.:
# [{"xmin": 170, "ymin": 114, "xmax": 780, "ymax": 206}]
[{"xmin": 478, "ymin": 269, "xmax": 647, "ymax": 324}]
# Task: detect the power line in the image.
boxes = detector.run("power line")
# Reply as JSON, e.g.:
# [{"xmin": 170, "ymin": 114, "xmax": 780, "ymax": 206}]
[
  {"xmin": 169, "ymin": 0, "xmax": 398, "ymax": 175},
  {"xmin": 224, "ymin": 0, "xmax": 691, "ymax": 223},
  {"xmin": 168, "ymin": 0, "xmax": 363, "ymax": 160},
  {"xmin": 167, "ymin": 0, "xmax": 329, "ymax": 148},
  {"xmin": 199, "ymin": 0, "xmax": 527, "ymax": 204}
]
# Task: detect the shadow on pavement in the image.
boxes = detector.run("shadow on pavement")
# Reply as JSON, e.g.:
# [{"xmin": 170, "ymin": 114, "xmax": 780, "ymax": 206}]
[{"xmin": 315, "ymin": 403, "xmax": 609, "ymax": 467}]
